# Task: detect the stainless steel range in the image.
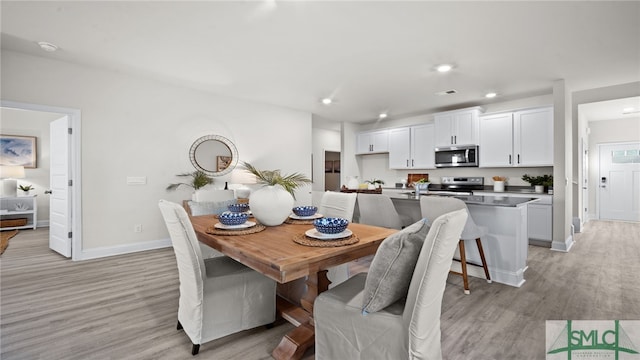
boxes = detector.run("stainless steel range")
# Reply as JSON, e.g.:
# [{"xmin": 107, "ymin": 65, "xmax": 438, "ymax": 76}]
[{"xmin": 428, "ymin": 176, "xmax": 484, "ymax": 195}]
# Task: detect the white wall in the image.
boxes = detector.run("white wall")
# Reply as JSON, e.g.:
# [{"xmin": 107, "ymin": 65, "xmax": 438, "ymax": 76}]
[
  {"xmin": 1, "ymin": 50, "xmax": 312, "ymax": 255},
  {"xmin": 587, "ymin": 117, "xmax": 640, "ymax": 219},
  {"xmin": 0, "ymin": 108, "xmax": 61, "ymax": 226}
]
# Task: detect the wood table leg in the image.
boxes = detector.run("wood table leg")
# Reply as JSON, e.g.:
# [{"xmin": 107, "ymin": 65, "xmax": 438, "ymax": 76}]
[
  {"xmin": 272, "ymin": 270, "xmax": 330, "ymax": 360},
  {"xmin": 300, "ymin": 269, "xmax": 330, "ymax": 314}
]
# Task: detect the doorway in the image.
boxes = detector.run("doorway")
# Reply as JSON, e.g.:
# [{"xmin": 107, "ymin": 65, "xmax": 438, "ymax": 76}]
[
  {"xmin": 0, "ymin": 100, "xmax": 82, "ymax": 259},
  {"xmin": 324, "ymin": 151, "xmax": 340, "ymax": 191},
  {"xmin": 598, "ymin": 142, "xmax": 640, "ymax": 221}
]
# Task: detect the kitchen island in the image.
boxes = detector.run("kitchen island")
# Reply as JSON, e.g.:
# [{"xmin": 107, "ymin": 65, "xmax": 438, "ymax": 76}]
[{"xmin": 387, "ymin": 193, "xmax": 538, "ymax": 287}]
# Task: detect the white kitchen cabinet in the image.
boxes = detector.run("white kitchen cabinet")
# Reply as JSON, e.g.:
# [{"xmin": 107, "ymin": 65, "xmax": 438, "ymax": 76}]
[
  {"xmin": 514, "ymin": 107, "xmax": 554, "ymax": 166},
  {"xmin": 434, "ymin": 107, "xmax": 482, "ymax": 147},
  {"xmin": 388, "ymin": 124, "xmax": 435, "ymax": 169},
  {"xmin": 479, "ymin": 106, "xmax": 553, "ymax": 167},
  {"xmin": 528, "ymin": 203, "xmax": 553, "ymax": 241},
  {"xmin": 356, "ymin": 129, "xmax": 389, "ymax": 155},
  {"xmin": 475, "ymin": 191, "xmax": 552, "ymax": 243},
  {"xmin": 0, "ymin": 195, "xmax": 37, "ymax": 230}
]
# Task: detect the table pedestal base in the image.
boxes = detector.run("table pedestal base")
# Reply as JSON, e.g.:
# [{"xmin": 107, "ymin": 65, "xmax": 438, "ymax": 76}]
[{"xmin": 272, "ymin": 270, "xmax": 330, "ymax": 360}]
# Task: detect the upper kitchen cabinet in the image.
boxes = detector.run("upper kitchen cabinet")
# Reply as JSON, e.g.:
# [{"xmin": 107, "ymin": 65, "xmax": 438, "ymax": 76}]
[
  {"xmin": 356, "ymin": 129, "xmax": 389, "ymax": 155},
  {"xmin": 433, "ymin": 106, "xmax": 483, "ymax": 147},
  {"xmin": 479, "ymin": 106, "xmax": 553, "ymax": 167},
  {"xmin": 388, "ymin": 124, "xmax": 435, "ymax": 169}
]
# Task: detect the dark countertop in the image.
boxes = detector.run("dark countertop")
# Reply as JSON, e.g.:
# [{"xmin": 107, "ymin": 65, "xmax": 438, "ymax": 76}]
[
  {"xmin": 384, "ymin": 185, "xmax": 552, "ymax": 196},
  {"xmin": 388, "ymin": 193, "xmax": 538, "ymax": 207}
]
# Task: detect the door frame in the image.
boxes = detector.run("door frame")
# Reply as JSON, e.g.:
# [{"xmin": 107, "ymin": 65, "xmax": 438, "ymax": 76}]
[
  {"xmin": 596, "ymin": 141, "xmax": 640, "ymax": 221},
  {"xmin": 1, "ymin": 100, "xmax": 83, "ymax": 260}
]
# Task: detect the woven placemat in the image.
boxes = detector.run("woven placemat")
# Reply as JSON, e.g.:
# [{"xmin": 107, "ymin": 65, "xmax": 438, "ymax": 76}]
[
  {"xmin": 284, "ymin": 218, "xmax": 316, "ymax": 225},
  {"xmin": 293, "ymin": 233, "xmax": 359, "ymax": 247},
  {"xmin": 206, "ymin": 223, "xmax": 266, "ymax": 236}
]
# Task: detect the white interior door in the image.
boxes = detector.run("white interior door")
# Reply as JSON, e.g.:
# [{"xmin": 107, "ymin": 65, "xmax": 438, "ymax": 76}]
[
  {"xmin": 599, "ymin": 143, "xmax": 640, "ymax": 222},
  {"xmin": 49, "ymin": 116, "xmax": 71, "ymax": 257}
]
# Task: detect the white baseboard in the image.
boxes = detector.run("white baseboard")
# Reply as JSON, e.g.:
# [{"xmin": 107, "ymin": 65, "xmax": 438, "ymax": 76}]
[
  {"xmin": 36, "ymin": 220, "xmax": 50, "ymax": 228},
  {"xmin": 78, "ymin": 237, "xmax": 172, "ymax": 261},
  {"xmin": 551, "ymin": 234, "xmax": 574, "ymax": 252}
]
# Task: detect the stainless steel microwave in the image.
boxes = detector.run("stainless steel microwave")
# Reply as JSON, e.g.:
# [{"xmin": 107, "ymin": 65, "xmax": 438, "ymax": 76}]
[{"xmin": 434, "ymin": 145, "xmax": 479, "ymax": 167}]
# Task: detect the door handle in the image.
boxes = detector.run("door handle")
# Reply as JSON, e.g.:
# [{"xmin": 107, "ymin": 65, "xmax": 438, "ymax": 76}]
[{"xmin": 44, "ymin": 190, "xmax": 52, "ymax": 194}]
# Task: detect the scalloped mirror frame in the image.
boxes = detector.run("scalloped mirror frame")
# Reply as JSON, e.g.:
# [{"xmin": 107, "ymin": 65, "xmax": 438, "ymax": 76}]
[{"xmin": 189, "ymin": 134, "xmax": 239, "ymax": 177}]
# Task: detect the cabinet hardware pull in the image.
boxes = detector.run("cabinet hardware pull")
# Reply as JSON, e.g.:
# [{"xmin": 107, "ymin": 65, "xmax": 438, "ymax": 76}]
[
  {"xmin": 406, "ymin": 160, "xmax": 409, "ymax": 167},
  {"xmin": 517, "ymin": 154, "xmax": 520, "ymax": 164},
  {"xmin": 509, "ymin": 155, "xmax": 512, "ymax": 164},
  {"xmin": 412, "ymin": 159, "xmax": 414, "ymax": 167}
]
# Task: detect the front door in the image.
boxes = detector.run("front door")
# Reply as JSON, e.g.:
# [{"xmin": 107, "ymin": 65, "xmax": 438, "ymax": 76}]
[
  {"xmin": 49, "ymin": 116, "xmax": 71, "ymax": 257},
  {"xmin": 598, "ymin": 142, "xmax": 640, "ymax": 222}
]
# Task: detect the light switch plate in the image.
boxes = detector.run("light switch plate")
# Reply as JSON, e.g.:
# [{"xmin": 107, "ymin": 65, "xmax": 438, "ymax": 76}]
[{"xmin": 127, "ymin": 176, "xmax": 147, "ymax": 185}]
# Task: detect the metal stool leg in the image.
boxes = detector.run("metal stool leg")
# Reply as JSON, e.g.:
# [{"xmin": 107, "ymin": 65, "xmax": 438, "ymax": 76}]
[{"xmin": 475, "ymin": 238, "xmax": 492, "ymax": 283}]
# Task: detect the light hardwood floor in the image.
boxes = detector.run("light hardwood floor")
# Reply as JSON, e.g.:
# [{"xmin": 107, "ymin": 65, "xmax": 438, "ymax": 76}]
[{"xmin": 1, "ymin": 220, "xmax": 639, "ymax": 359}]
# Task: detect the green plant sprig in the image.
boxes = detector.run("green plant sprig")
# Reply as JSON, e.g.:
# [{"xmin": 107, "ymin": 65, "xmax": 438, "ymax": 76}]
[
  {"xmin": 521, "ymin": 174, "xmax": 553, "ymax": 186},
  {"xmin": 19, "ymin": 185, "xmax": 34, "ymax": 191},
  {"xmin": 166, "ymin": 170, "xmax": 214, "ymax": 191},
  {"xmin": 242, "ymin": 162, "xmax": 312, "ymax": 199}
]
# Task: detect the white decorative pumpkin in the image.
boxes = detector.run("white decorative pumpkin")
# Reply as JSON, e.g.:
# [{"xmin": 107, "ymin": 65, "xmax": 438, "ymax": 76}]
[{"xmin": 249, "ymin": 185, "xmax": 294, "ymax": 226}]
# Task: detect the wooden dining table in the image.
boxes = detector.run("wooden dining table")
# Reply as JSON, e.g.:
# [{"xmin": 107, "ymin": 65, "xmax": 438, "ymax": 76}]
[{"xmin": 190, "ymin": 215, "xmax": 397, "ymax": 360}]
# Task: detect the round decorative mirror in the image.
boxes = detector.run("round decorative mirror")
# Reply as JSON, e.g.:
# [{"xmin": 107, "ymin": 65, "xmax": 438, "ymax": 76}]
[{"xmin": 189, "ymin": 135, "xmax": 238, "ymax": 176}]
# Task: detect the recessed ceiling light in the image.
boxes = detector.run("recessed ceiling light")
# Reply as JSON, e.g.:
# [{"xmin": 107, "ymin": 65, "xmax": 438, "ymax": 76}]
[
  {"xmin": 37, "ymin": 41, "xmax": 58, "ymax": 52},
  {"xmin": 379, "ymin": 113, "xmax": 388, "ymax": 119},
  {"xmin": 622, "ymin": 107, "xmax": 637, "ymax": 114},
  {"xmin": 436, "ymin": 64, "xmax": 453, "ymax": 73},
  {"xmin": 485, "ymin": 92, "xmax": 497, "ymax": 98},
  {"xmin": 321, "ymin": 98, "xmax": 332, "ymax": 105}
]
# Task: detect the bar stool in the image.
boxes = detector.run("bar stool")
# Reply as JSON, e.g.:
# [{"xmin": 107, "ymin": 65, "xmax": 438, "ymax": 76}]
[
  {"xmin": 453, "ymin": 226, "xmax": 492, "ymax": 294},
  {"xmin": 420, "ymin": 196, "xmax": 491, "ymax": 294}
]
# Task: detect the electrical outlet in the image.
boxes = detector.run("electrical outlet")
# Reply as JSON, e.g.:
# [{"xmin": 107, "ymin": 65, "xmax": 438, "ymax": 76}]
[{"xmin": 134, "ymin": 224, "xmax": 142, "ymax": 233}]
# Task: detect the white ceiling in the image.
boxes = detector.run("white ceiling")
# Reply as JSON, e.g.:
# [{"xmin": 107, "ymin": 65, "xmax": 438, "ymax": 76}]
[{"xmin": 1, "ymin": 1, "xmax": 639, "ymax": 123}]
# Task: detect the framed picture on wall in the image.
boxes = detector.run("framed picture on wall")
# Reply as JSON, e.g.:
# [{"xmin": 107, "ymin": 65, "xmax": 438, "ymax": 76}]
[
  {"xmin": 333, "ymin": 160, "xmax": 341, "ymax": 173},
  {"xmin": 325, "ymin": 161, "xmax": 333, "ymax": 173},
  {"xmin": 0, "ymin": 134, "xmax": 37, "ymax": 168},
  {"xmin": 216, "ymin": 156, "xmax": 232, "ymax": 172}
]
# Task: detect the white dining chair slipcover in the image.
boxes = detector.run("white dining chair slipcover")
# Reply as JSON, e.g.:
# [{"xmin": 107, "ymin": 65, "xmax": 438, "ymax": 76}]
[
  {"xmin": 314, "ymin": 207, "xmax": 468, "ymax": 360},
  {"xmin": 318, "ymin": 191, "xmax": 358, "ymax": 287},
  {"xmin": 158, "ymin": 200, "xmax": 276, "ymax": 355}
]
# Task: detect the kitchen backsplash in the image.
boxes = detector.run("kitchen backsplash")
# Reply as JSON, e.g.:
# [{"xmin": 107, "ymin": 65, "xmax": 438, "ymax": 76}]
[{"xmin": 356, "ymin": 153, "xmax": 553, "ymax": 187}]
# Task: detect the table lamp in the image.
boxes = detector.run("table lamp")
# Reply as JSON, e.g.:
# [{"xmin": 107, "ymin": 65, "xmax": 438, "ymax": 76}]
[
  {"xmin": 230, "ymin": 169, "xmax": 257, "ymax": 199},
  {"xmin": 0, "ymin": 165, "xmax": 26, "ymax": 197}
]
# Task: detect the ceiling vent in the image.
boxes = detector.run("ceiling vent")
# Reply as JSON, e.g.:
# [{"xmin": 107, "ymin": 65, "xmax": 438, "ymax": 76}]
[{"xmin": 435, "ymin": 89, "xmax": 458, "ymax": 96}]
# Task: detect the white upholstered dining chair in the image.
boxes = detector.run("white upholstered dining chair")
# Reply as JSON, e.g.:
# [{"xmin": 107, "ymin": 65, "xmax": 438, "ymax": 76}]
[
  {"xmin": 314, "ymin": 207, "xmax": 468, "ymax": 360},
  {"xmin": 420, "ymin": 196, "xmax": 491, "ymax": 294},
  {"xmin": 186, "ymin": 189, "xmax": 237, "ymax": 259},
  {"xmin": 318, "ymin": 191, "xmax": 358, "ymax": 287},
  {"xmin": 158, "ymin": 200, "xmax": 276, "ymax": 355}
]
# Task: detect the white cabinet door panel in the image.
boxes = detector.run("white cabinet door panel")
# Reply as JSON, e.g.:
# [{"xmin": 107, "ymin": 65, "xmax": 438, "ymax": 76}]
[
  {"xmin": 479, "ymin": 113, "xmax": 513, "ymax": 167},
  {"xmin": 514, "ymin": 107, "xmax": 553, "ymax": 166}
]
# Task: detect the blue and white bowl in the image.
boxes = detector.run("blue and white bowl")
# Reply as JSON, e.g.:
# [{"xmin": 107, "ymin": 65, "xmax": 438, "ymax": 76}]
[
  {"xmin": 219, "ymin": 212, "xmax": 249, "ymax": 226},
  {"xmin": 313, "ymin": 217, "xmax": 349, "ymax": 234},
  {"xmin": 227, "ymin": 203, "xmax": 250, "ymax": 213},
  {"xmin": 292, "ymin": 206, "xmax": 318, "ymax": 217}
]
